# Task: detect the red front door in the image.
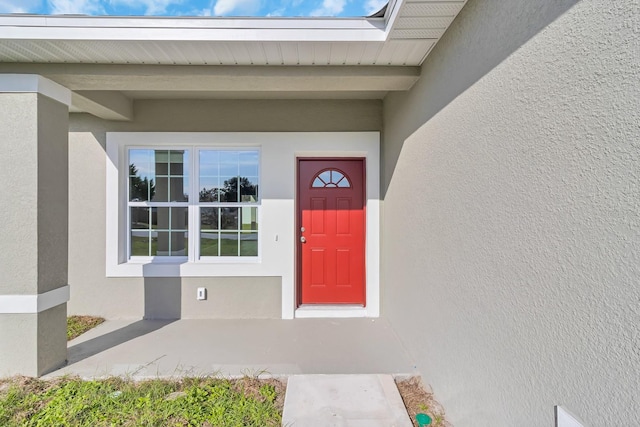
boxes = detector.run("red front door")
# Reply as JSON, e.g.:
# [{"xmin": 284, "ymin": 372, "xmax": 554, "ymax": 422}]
[{"xmin": 298, "ymin": 159, "xmax": 366, "ymax": 305}]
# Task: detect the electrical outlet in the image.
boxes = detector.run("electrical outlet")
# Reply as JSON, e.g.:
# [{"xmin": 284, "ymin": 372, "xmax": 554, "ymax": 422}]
[{"xmin": 196, "ymin": 287, "xmax": 207, "ymax": 300}]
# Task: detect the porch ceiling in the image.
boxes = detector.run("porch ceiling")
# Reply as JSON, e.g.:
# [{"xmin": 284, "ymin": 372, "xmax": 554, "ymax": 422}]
[{"xmin": 0, "ymin": 0, "xmax": 467, "ymax": 119}]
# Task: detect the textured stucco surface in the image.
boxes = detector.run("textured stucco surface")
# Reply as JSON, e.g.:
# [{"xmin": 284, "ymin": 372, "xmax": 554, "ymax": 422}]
[
  {"xmin": 381, "ymin": 0, "xmax": 639, "ymax": 425},
  {"xmin": 0, "ymin": 313, "xmax": 38, "ymax": 376},
  {"xmin": 0, "ymin": 94, "xmax": 68, "ymax": 295},
  {"xmin": 0, "ymin": 93, "xmax": 39, "ymax": 294},
  {"xmin": 0, "ymin": 305, "xmax": 67, "ymax": 377},
  {"xmin": 37, "ymin": 94, "xmax": 69, "ymax": 294},
  {"xmin": 68, "ymin": 99, "xmax": 380, "ymax": 318},
  {"xmin": 37, "ymin": 304, "xmax": 68, "ymax": 375},
  {"xmin": 0, "ymin": 92, "xmax": 68, "ymax": 376}
]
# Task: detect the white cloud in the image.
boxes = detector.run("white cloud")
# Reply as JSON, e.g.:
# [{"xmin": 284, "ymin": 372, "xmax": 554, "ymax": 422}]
[
  {"xmin": 0, "ymin": 0, "xmax": 42, "ymax": 13},
  {"xmin": 48, "ymin": 0, "xmax": 103, "ymax": 14},
  {"xmin": 365, "ymin": 0, "xmax": 385, "ymax": 15},
  {"xmin": 109, "ymin": 0, "xmax": 185, "ymax": 15},
  {"xmin": 190, "ymin": 8, "xmax": 212, "ymax": 16},
  {"xmin": 213, "ymin": 0, "xmax": 260, "ymax": 16},
  {"xmin": 266, "ymin": 7, "xmax": 284, "ymax": 17},
  {"xmin": 310, "ymin": 0, "xmax": 345, "ymax": 16}
]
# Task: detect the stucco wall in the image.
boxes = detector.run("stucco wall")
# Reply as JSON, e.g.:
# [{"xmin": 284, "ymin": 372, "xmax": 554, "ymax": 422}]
[
  {"xmin": 0, "ymin": 89, "xmax": 69, "ymax": 376},
  {"xmin": 381, "ymin": 0, "xmax": 639, "ymax": 425},
  {"xmin": 69, "ymin": 99, "xmax": 381, "ymax": 319}
]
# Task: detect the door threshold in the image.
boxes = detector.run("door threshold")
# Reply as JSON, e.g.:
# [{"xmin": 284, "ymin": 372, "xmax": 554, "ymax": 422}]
[{"xmin": 295, "ymin": 305, "xmax": 368, "ymax": 318}]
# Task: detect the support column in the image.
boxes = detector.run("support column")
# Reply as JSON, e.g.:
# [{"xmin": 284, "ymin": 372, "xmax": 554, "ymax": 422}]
[{"xmin": 0, "ymin": 75, "xmax": 71, "ymax": 377}]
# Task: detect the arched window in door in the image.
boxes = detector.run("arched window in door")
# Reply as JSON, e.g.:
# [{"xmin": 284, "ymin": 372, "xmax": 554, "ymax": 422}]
[{"xmin": 312, "ymin": 169, "xmax": 351, "ymax": 188}]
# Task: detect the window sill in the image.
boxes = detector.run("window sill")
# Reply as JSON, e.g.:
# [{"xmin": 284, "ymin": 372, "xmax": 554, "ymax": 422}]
[{"xmin": 106, "ymin": 258, "xmax": 264, "ymax": 278}]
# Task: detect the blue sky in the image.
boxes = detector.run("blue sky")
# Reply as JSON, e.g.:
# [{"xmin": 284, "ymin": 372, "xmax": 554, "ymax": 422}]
[{"xmin": 0, "ymin": 0, "xmax": 387, "ymax": 17}]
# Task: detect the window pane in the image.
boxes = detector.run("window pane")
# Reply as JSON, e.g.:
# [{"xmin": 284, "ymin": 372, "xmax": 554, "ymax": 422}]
[
  {"xmin": 131, "ymin": 207, "xmax": 149, "ymax": 229},
  {"xmin": 240, "ymin": 232, "xmax": 258, "ymax": 256},
  {"xmin": 170, "ymin": 232, "xmax": 188, "ymax": 256},
  {"xmin": 172, "ymin": 207, "xmax": 189, "ymax": 230},
  {"xmin": 240, "ymin": 207, "xmax": 258, "ymax": 231},
  {"xmin": 220, "ymin": 232, "xmax": 239, "ymax": 256},
  {"xmin": 331, "ymin": 170, "xmax": 343, "ymax": 182},
  {"xmin": 169, "ymin": 177, "xmax": 187, "ymax": 202},
  {"xmin": 311, "ymin": 169, "xmax": 351, "ymax": 188},
  {"xmin": 200, "ymin": 207, "xmax": 219, "ymax": 230},
  {"xmin": 128, "ymin": 148, "xmax": 259, "ymax": 259},
  {"xmin": 148, "ymin": 150, "xmax": 189, "ymax": 202},
  {"xmin": 199, "ymin": 176, "xmax": 219, "ymax": 202},
  {"xmin": 219, "ymin": 151, "xmax": 239, "ymax": 175},
  {"xmin": 152, "ymin": 231, "xmax": 187, "ymax": 256},
  {"xmin": 199, "ymin": 150, "xmax": 259, "ymax": 204},
  {"xmin": 220, "ymin": 207, "xmax": 238, "ymax": 230},
  {"xmin": 319, "ymin": 170, "xmax": 331, "ymax": 183},
  {"xmin": 152, "ymin": 207, "xmax": 188, "ymax": 231},
  {"xmin": 152, "ymin": 177, "xmax": 169, "ymax": 202},
  {"xmin": 200, "ymin": 150, "xmax": 220, "ymax": 167},
  {"xmin": 131, "ymin": 232, "xmax": 150, "ymax": 256},
  {"xmin": 219, "ymin": 176, "xmax": 238, "ymax": 202},
  {"xmin": 239, "ymin": 151, "xmax": 259, "ymax": 177},
  {"xmin": 152, "ymin": 207, "xmax": 166, "ymax": 229},
  {"xmin": 200, "ymin": 232, "xmax": 219, "ymax": 256},
  {"xmin": 129, "ymin": 149, "xmax": 155, "ymax": 201},
  {"xmin": 240, "ymin": 177, "xmax": 258, "ymax": 202},
  {"xmin": 152, "ymin": 231, "xmax": 169, "ymax": 256}
]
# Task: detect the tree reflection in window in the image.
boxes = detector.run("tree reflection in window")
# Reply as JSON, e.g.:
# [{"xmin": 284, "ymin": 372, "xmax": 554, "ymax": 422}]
[{"xmin": 312, "ymin": 169, "xmax": 351, "ymax": 188}]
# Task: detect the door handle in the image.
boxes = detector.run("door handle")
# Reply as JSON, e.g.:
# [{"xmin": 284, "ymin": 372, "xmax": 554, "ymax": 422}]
[{"xmin": 300, "ymin": 236, "xmax": 306, "ymax": 243}]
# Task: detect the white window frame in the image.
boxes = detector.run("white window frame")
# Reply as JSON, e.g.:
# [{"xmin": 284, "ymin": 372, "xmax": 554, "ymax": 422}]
[
  {"xmin": 194, "ymin": 147, "xmax": 261, "ymax": 260},
  {"xmin": 107, "ymin": 133, "xmax": 265, "ymax": 277},
  {"xmin": 125, "ymin": 146, "xmax": 261, "ymax": 263},
  {"xmin": 126, "ymin": 146, "xmax": 191, "ymax": 262}
]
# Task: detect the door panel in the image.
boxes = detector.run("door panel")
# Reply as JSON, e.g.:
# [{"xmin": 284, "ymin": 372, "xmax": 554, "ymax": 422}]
[{"xmin": 298, "ymin": 159, "xmax": 365, "ymax": 305}]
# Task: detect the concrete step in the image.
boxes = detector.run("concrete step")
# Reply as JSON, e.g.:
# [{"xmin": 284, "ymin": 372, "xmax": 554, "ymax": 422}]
[{"xmin": 282, "ymin": 374, "xmax": 413, "ymax": 427}]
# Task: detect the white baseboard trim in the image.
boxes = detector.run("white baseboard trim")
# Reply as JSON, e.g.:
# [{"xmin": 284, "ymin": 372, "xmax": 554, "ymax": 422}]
[{"xmin": 0, "ymin": 285, "xmax": 70, "ymax": 314}]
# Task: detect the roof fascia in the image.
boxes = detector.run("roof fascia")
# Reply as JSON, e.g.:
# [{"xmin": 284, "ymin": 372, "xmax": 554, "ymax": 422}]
[
  {"xmin": 383, "ymin": 0, "xmax": 403, "ymax": 29},
  {"xmin": 0, "ymin": 15, "xmax": 387, "ymax": 42}
]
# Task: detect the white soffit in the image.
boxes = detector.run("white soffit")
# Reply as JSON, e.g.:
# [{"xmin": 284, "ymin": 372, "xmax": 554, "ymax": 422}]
[{"xmin": 0, "ymin": 0, "xmax": 467, "ymax": 67}]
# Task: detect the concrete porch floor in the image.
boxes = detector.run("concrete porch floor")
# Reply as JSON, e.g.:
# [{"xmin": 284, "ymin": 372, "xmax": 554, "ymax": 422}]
[{"xmin": 47, "ymin": 318, "xmax": 417, "ymax": 379}]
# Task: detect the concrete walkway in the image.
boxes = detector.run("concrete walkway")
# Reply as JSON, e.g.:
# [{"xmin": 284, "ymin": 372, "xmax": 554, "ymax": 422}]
[
  {"xmin": 49, "ymin": 318, "xmax": 416, "ymax": 378},
  {"xmin": 283, "ymin": 374, "xmax": 413, "ymax": 427},
  {"xmin": 48, "ymin": 319, "xmax": 417, "ymax": 426}
]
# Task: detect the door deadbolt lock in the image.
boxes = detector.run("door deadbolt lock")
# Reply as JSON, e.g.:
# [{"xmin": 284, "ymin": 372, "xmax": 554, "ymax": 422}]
[{"xmin": 300, "ymin": 227, "xmax": 305, "ymax": 232}]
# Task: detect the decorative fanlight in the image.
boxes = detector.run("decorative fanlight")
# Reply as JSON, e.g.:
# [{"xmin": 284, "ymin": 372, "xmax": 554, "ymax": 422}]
[{"xmin": 312, "ymin": 169, "xmax": 351, "ymax": 188}]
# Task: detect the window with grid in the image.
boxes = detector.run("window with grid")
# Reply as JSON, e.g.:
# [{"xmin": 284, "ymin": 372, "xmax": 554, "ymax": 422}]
[
  {"xmin": 198, "ymin": 150, "xmax": 259, "ymax": 257},
  {"xmin": 127, "ymin": 148, "xmax": 259, "ymax": 260}
]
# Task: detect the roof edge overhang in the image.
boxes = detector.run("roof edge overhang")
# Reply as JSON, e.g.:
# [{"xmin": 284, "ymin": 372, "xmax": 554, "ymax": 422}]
[{"xmin": 0, "ymin": 14, "xmax": 388, "ymax": 42}]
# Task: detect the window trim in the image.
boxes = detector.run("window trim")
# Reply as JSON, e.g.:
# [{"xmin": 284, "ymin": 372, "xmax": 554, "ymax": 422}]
[
  {"xmin": 195, "ymin": 147, "xmax": 261, "ymax": 260},
  {"xmin": 107, "ymin": 133, "xmax": 266, "ymax": 278},
  {"xmin": 127, "ymin": 147, "xmax": 191, "ymax": 262},
  {"xmin": 125, "ymin": 146, "xmax": 261, "ymax": 263}
]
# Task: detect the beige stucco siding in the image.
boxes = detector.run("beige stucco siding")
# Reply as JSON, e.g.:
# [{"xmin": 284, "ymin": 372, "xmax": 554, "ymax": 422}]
[
  {"xmin": 37, "ymin": 94, "xmax": 70, "ymax": 294},
  {"xmin": 0, "ymin": 93, "xmax": 67, "ymax": 295},
  {"xmin": 381, "ymin": 0, "xmax": 639, "ymax": 425},
  {"xmin": 0, "ymin": 94, "xmax": 39, "ymax": 294},
  {"xmin": 68, "ymin": 99, "xmax": 381, "ymax": 319}
]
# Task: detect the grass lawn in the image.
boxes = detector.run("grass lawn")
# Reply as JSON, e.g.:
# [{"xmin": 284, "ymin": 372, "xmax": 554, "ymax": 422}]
[
  {"xmin": 0, "ymin": 376, "xmax": 285, "ymax": 427},
  {"xmin": 67, "ymin": 316, "xmax": 105, "ymax": 341},
  {"xmin": 29, "ymin": 318, "xmax": 283, "ymax": 426}
]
